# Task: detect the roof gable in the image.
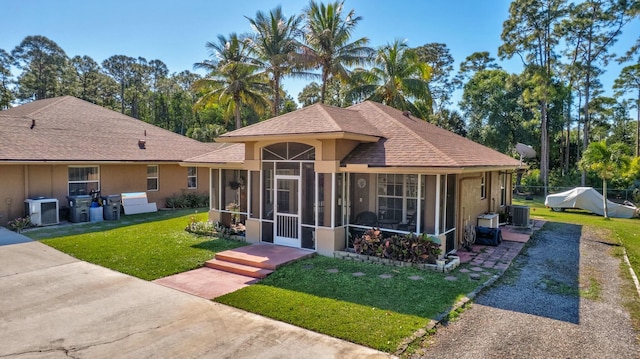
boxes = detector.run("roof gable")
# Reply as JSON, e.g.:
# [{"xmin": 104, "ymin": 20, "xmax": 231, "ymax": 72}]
[{"xmin": 218, "ymin": 102, "xmax": 383, "ymax": 140}]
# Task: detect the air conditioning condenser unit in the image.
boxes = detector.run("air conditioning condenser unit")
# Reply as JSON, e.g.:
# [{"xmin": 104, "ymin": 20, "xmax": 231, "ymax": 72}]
[
  {"xmin": 510, "ymin": 205, "xmax": 530, "ymax": 227},
  {"xmin": 24, "ymin": 198, "xmax": 59, "ymax": 226}
]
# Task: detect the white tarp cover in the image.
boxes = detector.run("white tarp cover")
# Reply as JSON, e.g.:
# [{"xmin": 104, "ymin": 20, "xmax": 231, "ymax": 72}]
[{"xmin": 545, "ymin": 187, "xmax": 638, "ymax": 219}]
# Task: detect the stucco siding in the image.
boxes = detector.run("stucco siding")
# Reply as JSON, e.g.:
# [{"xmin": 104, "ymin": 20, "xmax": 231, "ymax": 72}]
[
  {"xmin": 0, "ymin": 165, "xmax": 27, "ymax": 224},
  {"xmin": 0, "ymin": 163, "xmax": 210, "ymax": 224}
]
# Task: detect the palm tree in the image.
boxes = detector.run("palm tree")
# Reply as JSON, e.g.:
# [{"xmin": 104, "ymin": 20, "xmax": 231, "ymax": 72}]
[
  {"xmin": 302, "ymin": 0, "xmax": 374, "ymax": 104},
  {"xmin": 346, "ymin": 40, "xmax": 433, "ymax": 117},
  {"xmin": 579, "ymin": 140, "xmax": 631, "ymax": 219},
  {"xmin": 246, "ymin": 6, "xmax": 304, "ymax": 117},
  {"xmin": 193, "ymin": 34, "xmax": 270, "ymax": 130}
]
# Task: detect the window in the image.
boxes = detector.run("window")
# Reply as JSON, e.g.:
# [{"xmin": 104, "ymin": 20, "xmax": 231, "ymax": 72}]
[
  {"xmin": 68, "ymin": 166, "xmax": 99, "ymax": 196},
  {"xmin": 147, "ymin": 165, "xmax": 158, "ymax": 191},
  {"xmin": 377, "ymin": 174, "xmax": 423, "ymax": 224},
  {"xmin": 480, "ymin": 172, "xmax": 486, "ymax": 199},
  {"xmin": 187, "ymin": 167, "xmax": 197, "ymax": 189}
]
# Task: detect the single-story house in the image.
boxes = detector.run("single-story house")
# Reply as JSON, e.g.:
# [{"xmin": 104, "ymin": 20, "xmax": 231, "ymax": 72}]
[
  {"xmin": 0, "ymin": 96, "xmax": 217, "ymax": 225},
  {"xmin": 184, "ymin": 101, "xmax": 522, "ymax": 256}
]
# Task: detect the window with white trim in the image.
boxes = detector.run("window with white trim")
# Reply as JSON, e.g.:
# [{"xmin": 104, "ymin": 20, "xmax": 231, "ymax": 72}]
[
  {"xmin": 377, "ymin": 174, "xmax": 423, "ymax": 223},
  {"xmin": 147, "ymin": 165, "xmax": 158, "ymax": 191},
  {"xmin": 187, "ymin": 167, "xmax": 197, "ymax": 189},
  {"xmin": 480, "ymin": 172, "xmax": 486, "ymax": 199},
  {"xmin": 68, "ymin": 166, "xmax": 100, "ymax": 196}
]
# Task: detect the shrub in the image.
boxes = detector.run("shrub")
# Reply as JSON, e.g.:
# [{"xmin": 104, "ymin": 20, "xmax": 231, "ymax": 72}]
[
  {"xmin": 166, "ymin": 190, "xmax": 209, "ymax": 209},
  {"xmin": 8, "ymin": 216, "xmax": 32, "ymax": 233},
  {"xmin": 185, "ymin": 218, "xmax": 216, "ymax": 236},
  {"xmin": 353, "ymin": 228, "xmax": 441, "ymax": 264}
]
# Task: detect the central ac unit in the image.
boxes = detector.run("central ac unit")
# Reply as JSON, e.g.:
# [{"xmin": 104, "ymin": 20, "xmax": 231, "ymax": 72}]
[
  {"xmin": 510, "ymin": 205, "xmax": 530, "ymax": 227},
  {"xmin": 24, "ymin": 198, "xmax": 59, "ymax": 226}
]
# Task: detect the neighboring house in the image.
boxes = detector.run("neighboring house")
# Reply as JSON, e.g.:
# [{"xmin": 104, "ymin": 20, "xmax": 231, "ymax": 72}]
[
  {"xmin": 0, "ymin": 96, "xmax": 217, "ymax": 225},
  {"xmin": 184, "ymin": 101, "xmax": 522, "ymax": 256}
]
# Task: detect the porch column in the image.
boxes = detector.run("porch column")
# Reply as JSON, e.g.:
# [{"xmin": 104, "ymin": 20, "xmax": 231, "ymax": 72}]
[
  {"xmin": 416, "ymin": 174, "xmax": 422, "ymax": 233},
  {"xmin": 330, "ymin": 172, "xmax": 336, "ymax": 228},
  {"xmin": 435, "ymin": 174, "xmax": 441, "ymax": 235},
  {"xmin": 247, "ymin": 170, "xmax": 252, "ymax": 217}
]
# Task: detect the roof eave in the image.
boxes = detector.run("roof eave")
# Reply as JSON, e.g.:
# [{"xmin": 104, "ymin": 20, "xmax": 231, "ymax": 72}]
[
  {"xmin": 217, "ymin": 132, "xmax": 380, "ymax": 143},
  {"xmin": 341, "ymin": 164, "xmax": 521, "ymax": 174}
]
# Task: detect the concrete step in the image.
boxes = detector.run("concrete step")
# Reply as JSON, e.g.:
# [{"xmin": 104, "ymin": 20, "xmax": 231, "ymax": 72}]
[
  {"xmin": 205, "ymin": 259, "xmax": 274, "ymax": 279},
  {"xmin": 215, "ymin": 251, "xmax": 277, "ymax": 270}
]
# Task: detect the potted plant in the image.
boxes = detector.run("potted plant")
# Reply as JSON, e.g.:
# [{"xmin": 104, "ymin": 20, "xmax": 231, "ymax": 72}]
[{"xmin": 225, "ymin": 202, "xmax": 240, "ymax": 224}]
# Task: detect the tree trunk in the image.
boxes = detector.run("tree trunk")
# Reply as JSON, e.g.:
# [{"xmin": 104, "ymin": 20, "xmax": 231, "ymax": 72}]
[
  {"xmin": 581, "ymin": 70, "xmax": 591, "ymax": 186},
  {"xmin": 540, "ymin": 101, "xmax": 549, "ymax": 197},
  {"xmin": 320, "ymin": 66, "xmax": 329, "ymax": 104},
  {"xmin": 636, "ymin": 90, "xmax": 640, "ymax": 157},
  {"xmin": 273, "ymin": 74, "xmax": 280, "ymax": 117},
  {"xmin": 564, "ymin": 90, "xmax": 572, "ymax": 175},
  {"xmin": 234, "ymin": 98, "xmax": 242, "ymax": 130}
]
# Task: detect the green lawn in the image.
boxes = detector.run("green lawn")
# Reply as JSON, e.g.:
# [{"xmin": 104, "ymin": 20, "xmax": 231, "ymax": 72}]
[
  {"xmin": 24, "ymin": 209, "xmax": 247, "ymax": 280},
  {"xmin": 216, "ymin": 256, "xmax": 492, "ymax": 352}
]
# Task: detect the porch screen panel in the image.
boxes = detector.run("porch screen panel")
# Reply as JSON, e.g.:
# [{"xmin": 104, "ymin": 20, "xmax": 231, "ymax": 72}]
[
  {"xmin": 262, "ymin": 162, "xmax": 274, "ymax": 219},
  {"xmin": 250, "ymin": 171, "xmax": 260, "ymax": 218},
  {"xmin": 301, "ymin": 163, "xmax": 315, "ymax": 225},
  {"xmin": 301, "ymin": 227, "xmax": 315, "ymax": 250},
  {"xmin": 335, "ymin": 173, "xmax": 344, "ymax": 226},
  {"xmin": 261, "ymin": 221, "xmax": 274, "ymax": 243},
  {"xmin": 210, "ymin": 169, "xmax": 219, "ymax": 210},
  {"xmin": 317, "ymin": 173, "xmax": 327, "ymax": 226}
]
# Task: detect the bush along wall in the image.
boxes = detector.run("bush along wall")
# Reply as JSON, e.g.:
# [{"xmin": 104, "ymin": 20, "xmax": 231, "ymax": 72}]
[{"xmin": 340, "ymin": 228, "xmax": 460, "ymax": 273}]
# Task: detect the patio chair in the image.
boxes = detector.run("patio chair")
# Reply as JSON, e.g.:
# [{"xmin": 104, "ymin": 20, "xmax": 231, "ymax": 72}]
[
  {"xmin": 397, "ymin": 211, "xmax": 417, "ymax": 232},
  {"xmin": 354, "ymin": 211, "xmax": 378, "ymax": 227}
]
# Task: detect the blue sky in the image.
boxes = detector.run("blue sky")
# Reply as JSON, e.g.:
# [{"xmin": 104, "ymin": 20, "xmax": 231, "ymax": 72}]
[{"xmin": 2, "ymin": 0, "xmax": 638, "ymax": 111}]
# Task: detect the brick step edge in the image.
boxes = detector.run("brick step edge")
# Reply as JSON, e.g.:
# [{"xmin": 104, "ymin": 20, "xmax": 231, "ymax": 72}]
[{"xmin": 205, "ymin": 259, "xmax": 274, "ymax": 279}]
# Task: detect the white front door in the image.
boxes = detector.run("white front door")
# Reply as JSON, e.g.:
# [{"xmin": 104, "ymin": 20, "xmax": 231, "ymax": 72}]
[{"xmin": 274, "ymin": 176, "xmax": 301, "ymax": 247}]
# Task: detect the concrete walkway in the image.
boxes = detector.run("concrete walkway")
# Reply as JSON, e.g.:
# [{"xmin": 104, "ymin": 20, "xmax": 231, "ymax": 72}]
[
  {"xmin": 0, "ymin": 226, "xmax": 34, "ymax": 245},
  {"xmin": 0, "ymin": 236, "xmax": 390, "ymax": 358}
]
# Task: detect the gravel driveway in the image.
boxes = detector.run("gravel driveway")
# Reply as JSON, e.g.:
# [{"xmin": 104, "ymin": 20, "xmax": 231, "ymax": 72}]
[{"xmin": 418, "ymin": 221, "xmax": 639, "ymax": 358}]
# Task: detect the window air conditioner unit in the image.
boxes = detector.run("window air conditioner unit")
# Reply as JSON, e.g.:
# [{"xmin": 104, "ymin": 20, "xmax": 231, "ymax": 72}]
[
  {"xmin": 24, "ymin": 198, "xmax": 59, "ymax": 226},
  {"xmin": 510, "ymin": 205, "xmax": 530, "ymax": 228}
]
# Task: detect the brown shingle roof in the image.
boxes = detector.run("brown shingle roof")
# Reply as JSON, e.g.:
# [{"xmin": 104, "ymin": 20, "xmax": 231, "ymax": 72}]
[
  {"xmin": 342, "ymin": 101, "xmax": 521, "ymax": 168},
  {"xmin": 219, "ymin": 102, "xmax": 383, "ymax": 139},
  {"xmin": 183, "ymin": 143, "xmax": 245, "ymax": 164},
  {"xmin": 0, "ymin": 96, "xmax": 221, "ymax": 162}
]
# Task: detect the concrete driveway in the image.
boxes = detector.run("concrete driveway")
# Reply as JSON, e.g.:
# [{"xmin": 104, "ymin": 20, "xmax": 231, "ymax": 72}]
[{"xmin": 0, "ymin": 232, "xmax": 389, "ymax": 358}]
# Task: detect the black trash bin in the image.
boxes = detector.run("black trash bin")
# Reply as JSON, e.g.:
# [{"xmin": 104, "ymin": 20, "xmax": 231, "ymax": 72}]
[
  {"xmin": 101, "ymin": 194, "xmax": 122, "ymax": 220},
  {"xmin": 67, "ymin": 195, "xmax": 92, "ymax": 223}
]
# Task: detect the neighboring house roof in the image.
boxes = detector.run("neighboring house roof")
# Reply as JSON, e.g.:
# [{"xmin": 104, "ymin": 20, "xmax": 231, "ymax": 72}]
[
  {"xmin": 0, "ymin": 96, "xmax": 220, "ymax": 162},
  {"xmin": 213, "ymin": 100, "xmax": 520, "ymax": 169}
]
